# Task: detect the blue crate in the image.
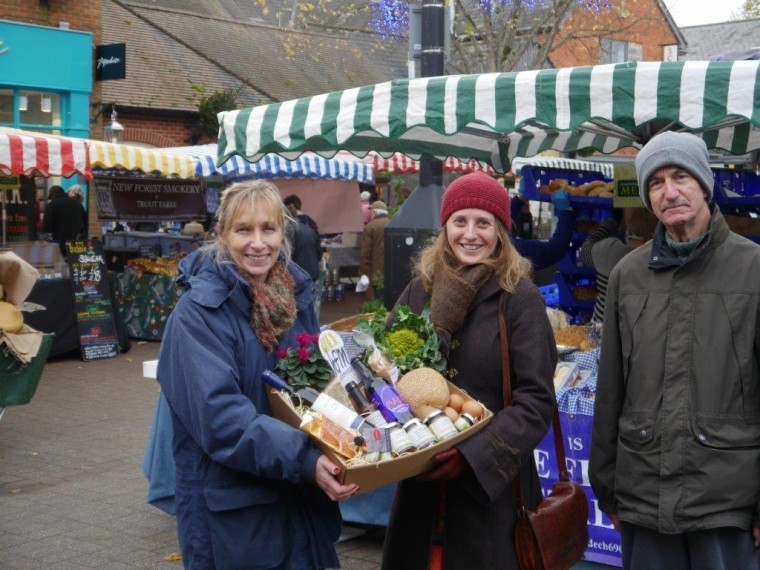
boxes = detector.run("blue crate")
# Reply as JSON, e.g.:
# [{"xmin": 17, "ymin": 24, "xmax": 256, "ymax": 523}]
[
  {"xmin": 521, "ymin": 165, "xmax": 610, "ymax": 199},
  {"xmin": 539, "ymin": 284, "xmax": 559, "ymax": 307},
  {"xmin": 713, "ymin": 168, "xmax": 760, "ymax": 198}
]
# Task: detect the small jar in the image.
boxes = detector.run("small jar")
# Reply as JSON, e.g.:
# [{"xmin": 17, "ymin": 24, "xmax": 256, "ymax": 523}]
[
  {"xmin": 387, "ymin": 422, "xmax": 414, "ymax": 455},
  {"xmin": 402, "ymin": 418, "xmax": 436, "ymax": 450},
  {"xmin": 454, "ymin": 413, "xmax": 476, "ymax": 432},
  {"xmin": 423, "ymin": 410, "xmax": 459, "ymax": 442}
]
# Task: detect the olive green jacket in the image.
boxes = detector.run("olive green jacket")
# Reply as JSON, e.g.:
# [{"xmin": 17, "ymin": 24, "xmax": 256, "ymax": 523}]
[{"xmin": 590, "ymin": 206, "xmax": 760, "ymax": 533}]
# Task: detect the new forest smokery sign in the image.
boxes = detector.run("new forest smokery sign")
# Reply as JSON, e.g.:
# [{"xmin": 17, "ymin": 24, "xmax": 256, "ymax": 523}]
[{"xmin": 93, "ymin": 176, "xmax": 204, "ymax": 221}]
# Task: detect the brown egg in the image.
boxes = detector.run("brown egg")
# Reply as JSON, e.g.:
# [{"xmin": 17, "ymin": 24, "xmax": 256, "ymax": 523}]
[
  {"xmin": 443, "ymin": 407, "xmax": 460, "ymax": 422},
  {"xmin": 448, "ymin": 393, "xmax": 464, "ymax": 413},
  {"xmin": 461, "ymin": 399, "xmax": 483, "ymax": 420}
]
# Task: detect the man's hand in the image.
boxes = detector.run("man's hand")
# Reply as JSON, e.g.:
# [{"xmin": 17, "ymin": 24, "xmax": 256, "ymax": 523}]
[
  {"xmin": 417, "ymin": 448, "xmax": 469, "ymax": 481},
  {"xmin": 753, "ymin": 525, "xmax": 759, "ymax": 550},
  {"xmin": 314, "ymin": 455, "xmax": 359, "ymax": 501}
]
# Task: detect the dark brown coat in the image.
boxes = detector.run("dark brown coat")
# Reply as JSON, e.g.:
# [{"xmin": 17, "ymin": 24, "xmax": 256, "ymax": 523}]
[
  {"xmin": 382, "ymin": 276, "xmax": 558, "ymax": 570},
  {"xmin": 359, "ymin": 213, "xmax": 389, "ymax": 281}
]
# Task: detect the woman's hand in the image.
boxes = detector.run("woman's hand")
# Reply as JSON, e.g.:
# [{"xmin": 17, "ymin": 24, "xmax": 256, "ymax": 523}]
[{"xmin": 315, "ymin": 455, "xmax": 359, "ymax": 501}]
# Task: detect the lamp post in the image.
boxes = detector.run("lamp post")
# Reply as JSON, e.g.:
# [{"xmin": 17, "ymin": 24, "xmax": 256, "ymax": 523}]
[
  {"xmin": 103, "ymin": 106, "xmax": 124, "ymax": 144},
  {"xmin": 383, "ymin": 0, "xmax": 447, "ymax": 308}
]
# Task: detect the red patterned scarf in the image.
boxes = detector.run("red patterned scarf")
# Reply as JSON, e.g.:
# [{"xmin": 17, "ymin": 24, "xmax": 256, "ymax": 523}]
[{"xmin": 243, "ymin": 260, "xmax": 297, "ymax": 352}]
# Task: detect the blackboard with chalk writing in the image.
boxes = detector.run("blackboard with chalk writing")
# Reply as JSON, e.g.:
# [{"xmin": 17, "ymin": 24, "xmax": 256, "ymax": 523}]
[{"xmin": 66, "ymin": 240, "xmax": 120, "ymax": 361}]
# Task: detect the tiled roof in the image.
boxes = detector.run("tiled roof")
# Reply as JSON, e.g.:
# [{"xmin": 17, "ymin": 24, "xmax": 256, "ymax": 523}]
[
  {"xmin": 680, "ymin": 19, "xmax": 760, "ymax": 61},
  {"xmin": 102, "ymin": 0, "xmax": 407, "ymax": 113}
]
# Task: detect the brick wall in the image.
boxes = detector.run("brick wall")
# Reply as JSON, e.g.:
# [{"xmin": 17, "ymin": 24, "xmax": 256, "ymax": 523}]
[
  {"xmin": 549, "ymin": 0, "xmax": 679, "ymax": 67},
  {"xmin": 99, "ymin": 111, "xmax": 206, "ymax": 148},
  {"xmin": 0, "ymin": 0, "xmax": 101, "ymax": 44}
]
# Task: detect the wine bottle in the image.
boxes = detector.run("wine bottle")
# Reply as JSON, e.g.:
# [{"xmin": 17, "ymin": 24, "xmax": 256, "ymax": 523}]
[
  {"xmin": 344, "ymin": 379, "xmax": 388, "ymax": 428},
  {"xmin": 261, "ymin": 370, "xmax": 366, "ymax": 431},
  {"xmin": 351, "ymin": 358, "xmax": 413, "ymax": 423}
]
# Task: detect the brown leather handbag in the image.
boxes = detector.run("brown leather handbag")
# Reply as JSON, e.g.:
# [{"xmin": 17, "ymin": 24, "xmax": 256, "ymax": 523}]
[{"xmin": 499, "ymin": 294, "xmax": 589, "ymax": 570}]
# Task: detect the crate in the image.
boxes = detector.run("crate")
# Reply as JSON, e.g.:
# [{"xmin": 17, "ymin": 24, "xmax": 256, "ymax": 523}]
[
  {"xmin": 713, "ymin": 168, "xmax": 760, "ymax": 198},
  {"xmin": 0, "ymin": 333, "xmax": 54, "ymax": 407},
  {"xmin": 520, "ymin": 165, "xmax": 613, "ymax": 207},
  {"xmin": 539, "ymin": 284, "xmax": 559, "ymax": 308}
]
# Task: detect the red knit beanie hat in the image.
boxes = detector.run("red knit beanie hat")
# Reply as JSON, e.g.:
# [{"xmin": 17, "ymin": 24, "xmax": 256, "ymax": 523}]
[{"xmin": 440, "ymin": 172, "xmax": 511, "ymax": 230}]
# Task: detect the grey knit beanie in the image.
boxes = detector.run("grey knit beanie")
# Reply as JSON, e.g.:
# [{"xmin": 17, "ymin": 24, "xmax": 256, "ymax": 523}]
[{"xmin": 635, "ymin": 131, "xmax": 714, "ymax": 211}]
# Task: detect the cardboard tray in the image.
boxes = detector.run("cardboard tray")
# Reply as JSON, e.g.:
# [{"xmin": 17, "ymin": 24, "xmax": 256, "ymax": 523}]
[{"xmin": 267, "ymin": 382, "xmax": 493, "ymax": 495}]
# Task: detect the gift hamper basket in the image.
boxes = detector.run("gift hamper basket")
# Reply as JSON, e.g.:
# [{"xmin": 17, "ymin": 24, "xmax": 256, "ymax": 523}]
[{"xmin": 266, "ymin": 309, "xmax": 494, "ymax": 495}]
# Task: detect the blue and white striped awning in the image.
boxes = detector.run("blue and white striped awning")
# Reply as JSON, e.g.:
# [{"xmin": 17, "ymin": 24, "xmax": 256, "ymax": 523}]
[{"xmin": 162, "ymin": 144, "xmax": 374, "ymax": 183}]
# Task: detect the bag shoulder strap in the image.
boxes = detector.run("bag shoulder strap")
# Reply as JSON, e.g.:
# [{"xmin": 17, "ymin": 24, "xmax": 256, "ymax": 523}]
[{"xmin": 498, "ymin": 292, "xmax": 570, "ymax": 512}]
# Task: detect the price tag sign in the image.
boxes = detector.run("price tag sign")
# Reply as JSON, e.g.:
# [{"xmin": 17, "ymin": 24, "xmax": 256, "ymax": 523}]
[{"xmin": 66, "ymin": 240, "xmax": 120, "ymax": 361}]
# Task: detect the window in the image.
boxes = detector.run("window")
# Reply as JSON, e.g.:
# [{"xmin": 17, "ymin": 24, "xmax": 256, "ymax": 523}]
[
  {"xmin": 600, "ymin": 39, "xmax": 627, "ymax": 64},
  {"xmin": 0, "ymin": 88, "xmax": 62, "ymax": 132},
  {"xmin": 600, "ymin": 39, "xmax": 642, "ymax": 64}
]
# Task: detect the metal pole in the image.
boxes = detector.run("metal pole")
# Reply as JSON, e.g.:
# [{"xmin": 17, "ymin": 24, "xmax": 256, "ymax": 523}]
[{"xmin": 420, "ymin": 0, "xmax": 445, "ymax": 185}]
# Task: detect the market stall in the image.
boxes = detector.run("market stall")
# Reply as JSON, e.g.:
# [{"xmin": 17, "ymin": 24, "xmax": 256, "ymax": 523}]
[
  {"xmin": 167, "ymin": 144, "xmax": 373, "ymax": 235},
  {"xmin": 90, "ymin": 142, "xmax": 201, "ymax": 341}
]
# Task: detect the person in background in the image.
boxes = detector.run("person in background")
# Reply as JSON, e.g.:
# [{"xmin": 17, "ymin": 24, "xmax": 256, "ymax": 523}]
[
  {"xmin": 589, "ymin": 131, "xmax": 760, "ymax": 570},
  {"xmin": 382, "ymin": 171, "xmax": 558, "ymax": 569},
  {"xmin": 283, "ymin": 194, "xmax": 319, "ymax": 235},
  {"xmin": 67, "ymin": 185, "xmax": 84, "ymax": 204},
  {"xmin": 580, "ymin": 207, "xmax": 658, "ymax": 323},
  {"xmin": 360, "ymin": 190, "xmax": 372, "ymax": 224},
  {"xmin": 157, "ymin": 180, "xmax": 358, "ymax": 570},
  {"xmin": 510, "ymin": 189, "xmax": 575, "ymax": 271},
  {"xmin": 358, "ymin": 200, "xmax": 390, "ymax": 300},
  {"xmin": 286, "ymin": 207, "xmax": 323, "ymax": 310},
  {"xmin": 41, "ymin": 184, "xmax": 87, "ymax": 255}
]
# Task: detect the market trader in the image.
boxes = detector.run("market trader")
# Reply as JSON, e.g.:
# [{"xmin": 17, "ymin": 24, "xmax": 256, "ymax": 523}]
[
  {"xmin": 510, "ymin": 188, "xmax": 575, "ymax": 271},
  {"xmin": 589, "ymin": 131, "xmax": 760, "ymax": 569},
  {"xmin": 42, "ymin": 185, "xmax": 86, "ymax": 255}
]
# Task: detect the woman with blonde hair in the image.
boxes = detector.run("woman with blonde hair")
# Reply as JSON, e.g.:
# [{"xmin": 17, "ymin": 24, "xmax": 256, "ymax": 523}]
[
  {"xmin": 382, "ymin": 172, "xmax": 558, "ymax": 570},
  {"xmin": 157, "ymin": 179, "xmax": 358, "ymax": 569}
]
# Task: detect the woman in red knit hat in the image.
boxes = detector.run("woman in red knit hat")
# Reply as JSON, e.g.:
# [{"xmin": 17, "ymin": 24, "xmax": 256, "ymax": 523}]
[{"xmin": 382, "ymin": 171, "xmax": 558, "ymax": 570}]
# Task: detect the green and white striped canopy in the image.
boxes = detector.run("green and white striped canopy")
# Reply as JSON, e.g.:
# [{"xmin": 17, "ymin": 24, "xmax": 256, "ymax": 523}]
[{"xmin": 217, "ymin": 61, "xmax": 760, "ymax": 174}]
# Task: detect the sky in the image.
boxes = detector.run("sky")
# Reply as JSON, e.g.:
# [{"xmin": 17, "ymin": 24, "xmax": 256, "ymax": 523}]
[{"xmin": 662, "ymin": 0, "xmax": 746, "ymax": 27}]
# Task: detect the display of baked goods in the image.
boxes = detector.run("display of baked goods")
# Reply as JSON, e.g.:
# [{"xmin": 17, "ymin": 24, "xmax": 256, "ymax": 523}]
[{"xmin": 538, "ymin": 178, "xmax": 614, "ymax": 199}]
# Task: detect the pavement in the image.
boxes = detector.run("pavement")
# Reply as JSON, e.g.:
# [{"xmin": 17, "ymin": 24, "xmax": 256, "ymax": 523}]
[{"xmin": 0, "ymin": 288, "xmax": 386, "ymax": 569}]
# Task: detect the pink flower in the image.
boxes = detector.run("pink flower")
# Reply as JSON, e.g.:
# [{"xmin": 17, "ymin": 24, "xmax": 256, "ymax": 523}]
[
  {"xmin": 311, "ymin": 334, "xmax": 320, "ymax": 343},
  {"xmin": 296, "ymin": 332, "xmax": 310, "ymax": 348},
  {"xmin": 276, "ymin": 348, "xmax": 288, "ymax": 359},
  {"xmin": 298, "ymin": 347, "xmax": 309, "ymax": 363}
]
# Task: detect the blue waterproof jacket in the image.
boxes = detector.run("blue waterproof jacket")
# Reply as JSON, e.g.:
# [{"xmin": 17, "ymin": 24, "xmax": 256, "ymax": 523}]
[{"xmin": 157, "ymin": 250, "xmax": 341, "ymax": 570}]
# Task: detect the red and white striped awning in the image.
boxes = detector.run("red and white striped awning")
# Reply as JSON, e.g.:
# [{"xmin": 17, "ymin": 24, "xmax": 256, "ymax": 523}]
[
  {"xmin": 369, "ymin": 152, "xmax": 497, "ymax": 175},
  {"xmin": 0, "ymin": 129, "xmax": 91, "ymax": 179}
]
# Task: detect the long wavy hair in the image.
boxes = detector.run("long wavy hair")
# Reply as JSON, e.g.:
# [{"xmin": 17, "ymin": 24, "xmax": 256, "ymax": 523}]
[
  {"xmin": 201, "ymin": 179, "xmax": 294, "ymax": 264},
  {"xmin": 414, "ymin": 217, "xmax": 531, "ymax": 293}
]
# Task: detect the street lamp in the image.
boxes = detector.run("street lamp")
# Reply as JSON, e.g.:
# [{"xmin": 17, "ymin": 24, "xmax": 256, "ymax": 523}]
[{"xmin": 103, "ymin": 106, "xmax": 124, "ymax": 144}]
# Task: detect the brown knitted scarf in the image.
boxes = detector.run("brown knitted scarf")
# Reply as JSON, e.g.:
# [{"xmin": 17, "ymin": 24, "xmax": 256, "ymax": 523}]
[
  {"xmin": 430, "ymin": 263, "xmax": 493, "ymax": 337},
  {"xmin": 243, "ymin": 260, "xmax": 296, "ymax": 352}
]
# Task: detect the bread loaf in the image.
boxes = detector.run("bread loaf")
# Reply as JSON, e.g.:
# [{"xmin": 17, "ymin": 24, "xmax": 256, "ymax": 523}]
[{"xmin": 0, "ymin": 301, "xmax": 23, "ymax": 334}]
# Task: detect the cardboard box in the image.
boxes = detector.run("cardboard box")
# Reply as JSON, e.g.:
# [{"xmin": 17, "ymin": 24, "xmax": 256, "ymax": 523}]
[{"xmin": 267, "ymin": 382, "xmax": 492, "ymax": 495}]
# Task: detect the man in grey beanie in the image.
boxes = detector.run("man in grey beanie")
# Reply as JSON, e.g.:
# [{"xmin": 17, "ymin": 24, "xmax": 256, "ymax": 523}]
[{"xmin": 590, "ymin": 130, "xmax": 760, "ymax": 569}]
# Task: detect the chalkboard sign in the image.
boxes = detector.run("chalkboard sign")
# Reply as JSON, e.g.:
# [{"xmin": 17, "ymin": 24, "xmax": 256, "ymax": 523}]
[{"xmin": 66, "ymin": 240, "xmax": 120, "ymax": 361}]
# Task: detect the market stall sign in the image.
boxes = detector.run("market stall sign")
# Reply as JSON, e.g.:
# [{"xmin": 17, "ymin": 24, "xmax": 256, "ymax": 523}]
[
  {"xmin": 0, "ymin": 175, "xmax": 38, "ymax": 242},
  {"xmin": 93, "ymin": 176, "xmax": 205, "ymax": 221},
  {"xmin": 66, "ymin": 240, "xmax": 120, "ymax": 361}
]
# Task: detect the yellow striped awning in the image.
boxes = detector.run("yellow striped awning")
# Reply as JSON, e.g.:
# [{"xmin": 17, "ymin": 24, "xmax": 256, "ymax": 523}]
[{"xmin": 89, "ymin": 141, "xmax": 197, "ymax": 179}]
